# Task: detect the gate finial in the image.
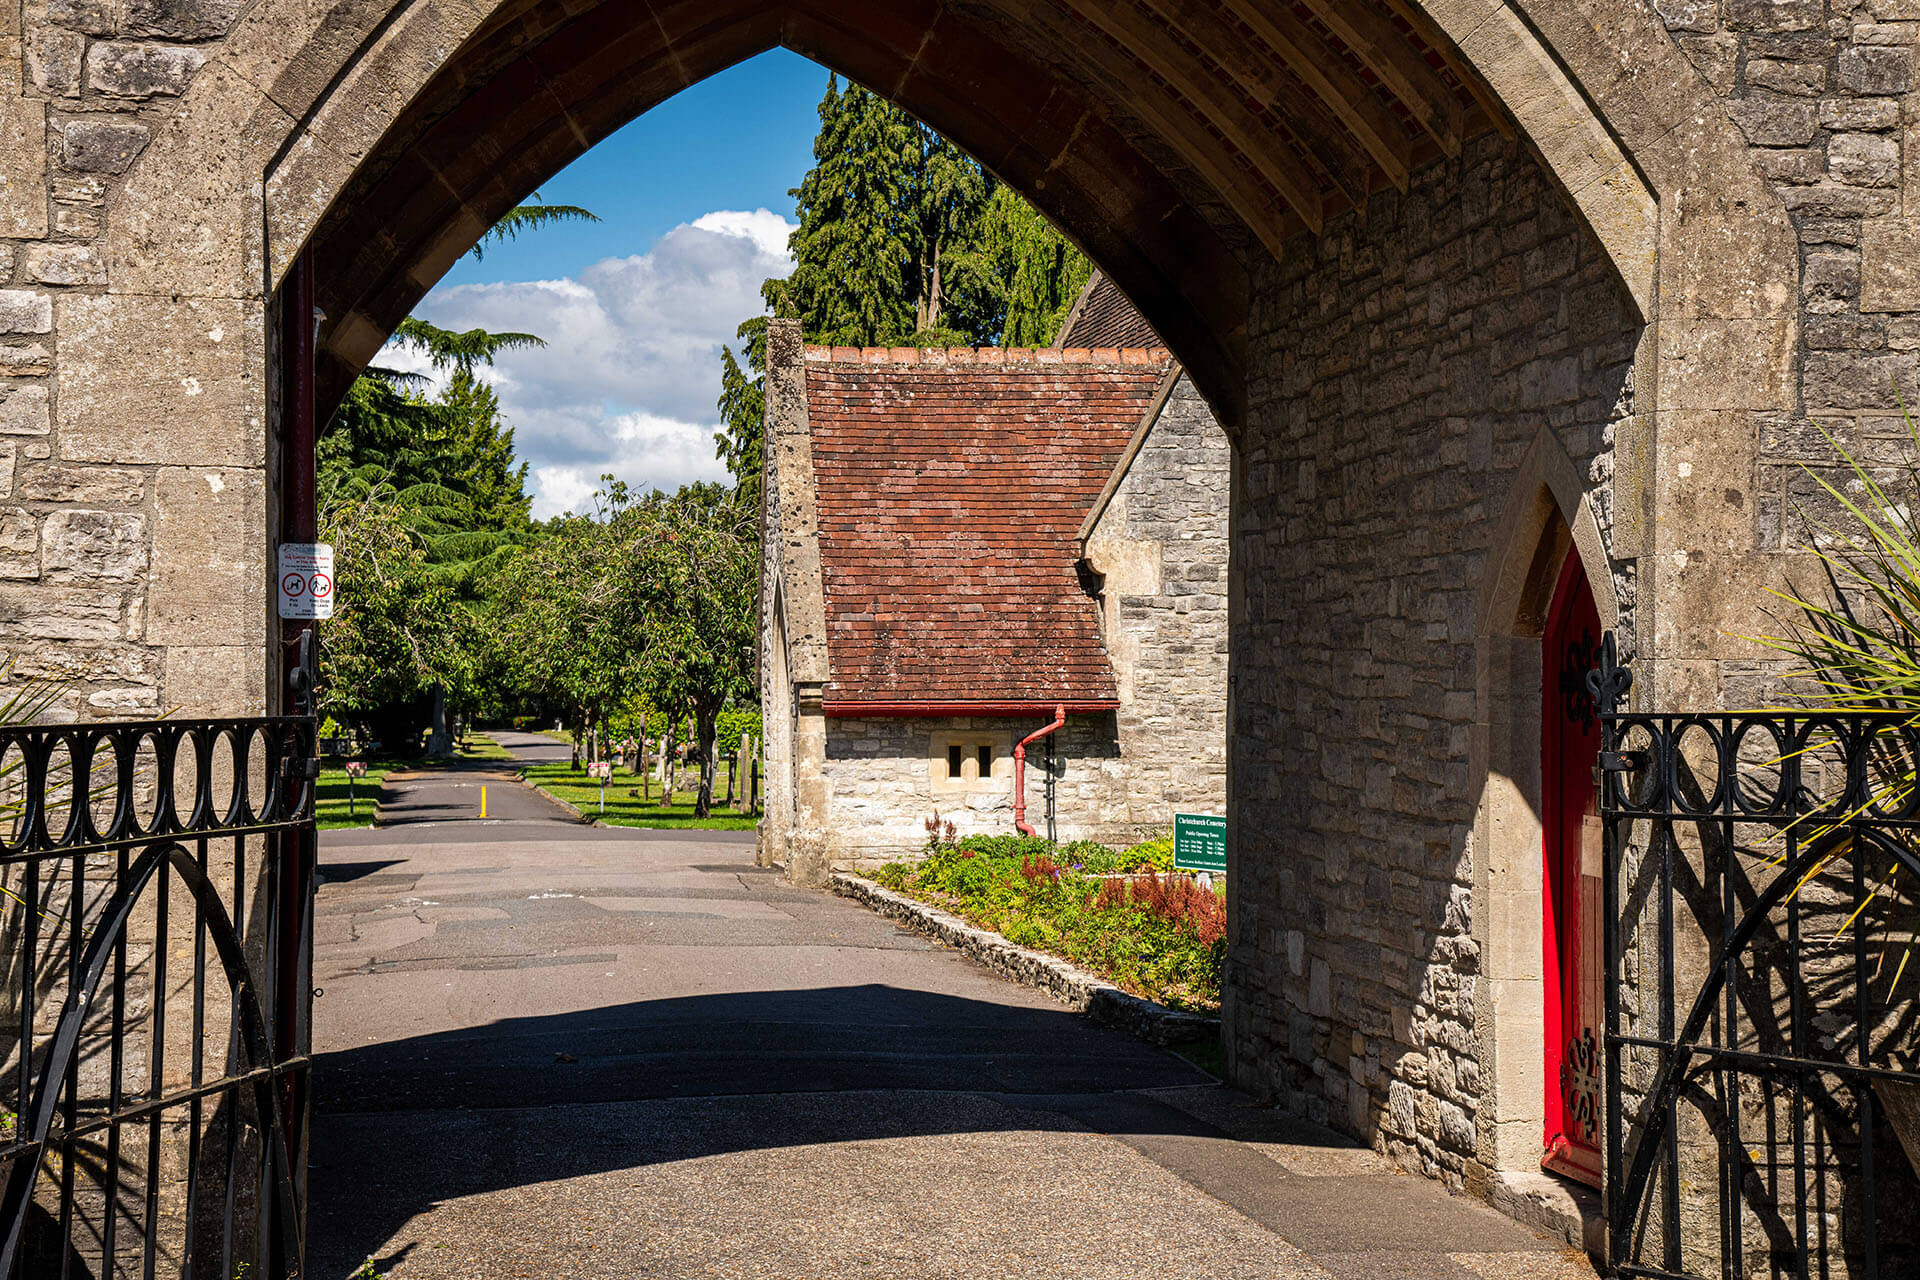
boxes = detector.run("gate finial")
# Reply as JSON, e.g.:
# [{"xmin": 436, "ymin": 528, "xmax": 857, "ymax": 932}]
[{"xmin": 1585, "ymin": 630, "xmax": 1631, "ymax": 715}]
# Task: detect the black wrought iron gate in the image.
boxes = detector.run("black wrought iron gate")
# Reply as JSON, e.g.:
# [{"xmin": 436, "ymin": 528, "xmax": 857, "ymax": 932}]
[
  {"xmin": 1594, "ymin": 637, "xmax": 1920, "ymax": 1278},
  {"xmin": 0, "ymin": 716, "xmax": 315, "ymax": 1280}
]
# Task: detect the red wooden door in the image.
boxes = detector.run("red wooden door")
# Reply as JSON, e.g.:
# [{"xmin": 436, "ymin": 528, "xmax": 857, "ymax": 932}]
[{"xmin": 1541, "ymin": 549, "xmax": 1604, "ymax": 1186}]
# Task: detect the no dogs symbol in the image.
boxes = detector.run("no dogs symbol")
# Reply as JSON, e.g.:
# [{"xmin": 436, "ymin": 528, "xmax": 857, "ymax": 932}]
[{"xmin": 277, "ymin": 543, "xmax": 336, "ymax": 620}]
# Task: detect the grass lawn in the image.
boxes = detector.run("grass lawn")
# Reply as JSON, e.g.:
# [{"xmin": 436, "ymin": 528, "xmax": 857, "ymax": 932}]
[
  {"xmin": 315, "ymin": 759, "xmax": 401, "ymax": 830},
  {"xmin": 459, "ymin": 733, "xmax": 514, "ymax": 761},
  {"xmin": 519, "ymin": 761, "xmax": 758, "ymax": 830}
]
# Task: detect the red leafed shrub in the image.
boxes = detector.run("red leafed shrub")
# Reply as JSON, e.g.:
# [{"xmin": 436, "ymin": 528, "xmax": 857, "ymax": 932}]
[
  {"xmin": 1020, "ymin": 854, "xmax": 1063, "ymax": 884},
  {"xmin": 1095, "ymin": 873, "xmax": 1226, "ymax": 946}
]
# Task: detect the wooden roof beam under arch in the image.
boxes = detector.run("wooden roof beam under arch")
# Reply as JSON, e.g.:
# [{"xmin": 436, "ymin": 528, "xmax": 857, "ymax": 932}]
[
  {"xmin": 1116, "ymin": 0, "xmax": 1376, "ymax": 207},
  {"xmin": 994, "ymin": 0, "xmax": 1314, "ymax": 245},
  {"xmin": 1374, "ymin": 0, "xmax": 1515, "ymax": 140},
  {"xmin": 1209, "ymin": 0, "xmax": 1415, "ymax": 191},
  {"xmin": 1045, "ymin": 0, "xmax": 1357, "ymax": 216},
  {"xmin": 1297, "ymin": 0, "xmax": 1464, "ymax": 154}
]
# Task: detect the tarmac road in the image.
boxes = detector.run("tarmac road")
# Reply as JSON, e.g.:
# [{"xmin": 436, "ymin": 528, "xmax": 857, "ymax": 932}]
[{"xmin": 306, "ymin": 733, "xmax": 1594, "ymax": 1280}]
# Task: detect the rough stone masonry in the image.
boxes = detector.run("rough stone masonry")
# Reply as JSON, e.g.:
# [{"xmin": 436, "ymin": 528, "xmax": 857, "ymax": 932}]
[
  {"xmin": 1233, "ymin": 129, "xmax": 1639, "ymax": 1191},
  {"xmin": 0, "ymin": 0, "xmax": 1908, "ymax": 1242}
]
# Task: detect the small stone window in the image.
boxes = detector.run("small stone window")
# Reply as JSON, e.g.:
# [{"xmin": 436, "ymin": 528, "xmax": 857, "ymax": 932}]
[{"xmin": 929, "ymin": 731, "xmax": 1011, "ymax": 792}]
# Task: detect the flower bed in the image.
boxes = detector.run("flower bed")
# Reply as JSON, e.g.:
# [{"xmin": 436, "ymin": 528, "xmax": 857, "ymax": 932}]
[{"xmin": 872, "ymin": 828, "xmax": 1224, "ymax": 1012}]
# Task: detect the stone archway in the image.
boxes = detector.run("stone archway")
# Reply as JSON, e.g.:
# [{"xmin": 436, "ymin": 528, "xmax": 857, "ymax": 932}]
[
  {"xmin": 104, "ymin": 0, "xmax": 1701, "ymax": 414},
  {"xmin": 64, "ymin": 0, "xmax": 1793, "ymax": 719},
  {"xmin": 6, "ymin": 0, "xmax": 1824, "ymax": 1232}
]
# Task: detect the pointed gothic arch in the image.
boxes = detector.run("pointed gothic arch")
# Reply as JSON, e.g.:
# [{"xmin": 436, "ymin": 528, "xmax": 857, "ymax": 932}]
[{"xmin": 1470, "ymin": 425, "xmax": 1620, "ymax": 1219}]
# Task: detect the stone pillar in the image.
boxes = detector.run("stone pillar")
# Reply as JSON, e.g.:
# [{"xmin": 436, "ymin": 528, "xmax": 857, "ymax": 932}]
[{"xmin": 788, "ymin": 686, "xmax": 829, "ymax": 885}]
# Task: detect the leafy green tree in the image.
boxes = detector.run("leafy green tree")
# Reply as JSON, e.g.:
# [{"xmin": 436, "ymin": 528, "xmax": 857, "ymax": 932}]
[
  {"xmin": 473, "ymin": 199, "xmax": 599, "ymax": 259},
  {"xmin": 973, "ymin": 186, "xmax": 1094, "ymax": 347},
  {"xmin": 627, "ymin": 486, "xmax": 758, "ymax": 817},
  {"xmin": 717, "ymin": 80, "xmax": 1091, "ymax": 500},
  {"xmin": 320, "ymin": 200, "xmax": 586, "ymax": 738},
  {"xmin": 490, "ymin": 491, "xmax": 651, "ymax": 765},
  {"xmin": 320, "ymin": 371, "xmax": 533, "ymax": 593},
  {"xmin": 764, "ymin": 76, "xmax": 1084, "ymax": 349},
  {"xmin": 317, "ymin": 487, "xmax": 481, "ymax": 747},
  {"xmin": 487, "ymin": 477, "xmax": 755, "ymax": 807},
  {"xmin": 764, "ymin": 77, "xmax": 921, "ymax": 347},
  {"xmin": 389, "ymin": 199, "xmax": 600, "ymax": 374},
  {"xmin": 391, "ymin": 319, "xmax": 545, "ymax": 376}
]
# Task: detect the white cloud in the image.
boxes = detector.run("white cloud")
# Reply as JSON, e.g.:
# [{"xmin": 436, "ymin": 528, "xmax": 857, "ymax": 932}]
[
  {"xmin": 387, "ymin": 208, "xmax": 796, "ymax": 518},
  {"xmin": 690, "ymin": 208, "xmax": 796, "ymax": 260}
]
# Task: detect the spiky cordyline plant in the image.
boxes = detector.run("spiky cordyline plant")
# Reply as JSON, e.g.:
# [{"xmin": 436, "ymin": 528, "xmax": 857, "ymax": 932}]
[{"xmin": 1746, "ymin": 408, "xmax": 1920, "ymax": 993}]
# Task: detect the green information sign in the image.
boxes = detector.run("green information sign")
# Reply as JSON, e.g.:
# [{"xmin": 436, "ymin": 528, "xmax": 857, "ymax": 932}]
[{"xmin": 1174, "ymin": 812, "xmax": 1227, "ymax": 875}]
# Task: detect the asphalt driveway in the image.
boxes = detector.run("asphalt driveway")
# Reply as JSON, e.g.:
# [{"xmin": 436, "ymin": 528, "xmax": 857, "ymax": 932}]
[{"xmin": 306, "ymin": 734, "xmax": 1593, "ymax": 1280}]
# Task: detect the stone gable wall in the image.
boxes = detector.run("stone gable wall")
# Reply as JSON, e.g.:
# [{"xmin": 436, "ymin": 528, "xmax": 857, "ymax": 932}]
[
  {"xmin": 1082, "ymin": 372, "xmax": 1231, "ymax": 837},
  {"xmin": 781, "ymin": 375, "xmax": 1233, "ymax": 869},
  {"xmin": 1229, "ymin": 131, "xmax": 1641, "ymax": 1187}
]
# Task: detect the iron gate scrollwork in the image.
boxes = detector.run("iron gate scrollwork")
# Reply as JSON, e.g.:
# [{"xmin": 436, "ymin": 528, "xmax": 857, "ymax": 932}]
[
  {"xmin": 0, "ymin": 715, "xmax": 315, "ymax": 1280},
  {"xmin": 1594, "ymin": 636, "xmax": 1920, "ymax": 1278}
]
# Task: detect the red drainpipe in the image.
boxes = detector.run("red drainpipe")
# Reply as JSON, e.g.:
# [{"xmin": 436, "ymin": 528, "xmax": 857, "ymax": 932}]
[{"xmin": 1013, "ymin": 704, "xmax": 1067, "ymax": 837}]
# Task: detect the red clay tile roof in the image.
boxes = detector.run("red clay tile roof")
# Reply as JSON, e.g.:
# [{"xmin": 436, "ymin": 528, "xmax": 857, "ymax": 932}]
[
  {"xmin": 804, "ymin": 345, "xmax": 1172, "ymax": 709},
  {"xmin": 1058, "ymin": 271, "xmax": 1162, "ymax": 350}
]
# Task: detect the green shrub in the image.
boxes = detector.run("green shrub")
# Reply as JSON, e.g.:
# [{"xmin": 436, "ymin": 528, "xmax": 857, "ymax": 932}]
[
  {"xmin": 716, "ymin": 704, "xmax": 763, "ymax": 747},
  {"xmin": 875, "ymin": 828, "xmax": 1222, "ymax": 1010},
  {"xmin": 1081, "ymin": 834, "xmax": 1174, "ymax": 874}
]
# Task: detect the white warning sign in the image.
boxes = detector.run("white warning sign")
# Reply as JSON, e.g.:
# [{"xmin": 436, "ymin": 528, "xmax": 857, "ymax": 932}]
[{"xmin": 277, "ymin": 543, "xmax": 335, "ymax": 620}]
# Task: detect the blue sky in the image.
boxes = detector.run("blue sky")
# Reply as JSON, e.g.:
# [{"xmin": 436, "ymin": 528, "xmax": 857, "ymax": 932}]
[
  {"xmin": 437, "ymin": 50, "xmax": 829, "ymax": 290},
  {"xmin": 394, "ymin": 50, "xmax": 832, "ymax": 516}
]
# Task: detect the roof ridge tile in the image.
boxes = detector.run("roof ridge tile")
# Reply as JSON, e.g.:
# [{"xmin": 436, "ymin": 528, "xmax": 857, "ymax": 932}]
[{"xmin": 800, "ymin": 343, "xmax": 1171, "ymax": 366}]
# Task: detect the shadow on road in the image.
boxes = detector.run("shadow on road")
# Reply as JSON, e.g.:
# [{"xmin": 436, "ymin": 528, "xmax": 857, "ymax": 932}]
[
  {"xmin": 315, "ymin": 984, "xmax": 1201, "ymax": 1113},
  {"xmin": 314, "ymin": 858, "xmax": 407, "ymax": 884},
  {"xmin": 307, "ymin": 983, "xmax": 1252, "ymax": 1271}
]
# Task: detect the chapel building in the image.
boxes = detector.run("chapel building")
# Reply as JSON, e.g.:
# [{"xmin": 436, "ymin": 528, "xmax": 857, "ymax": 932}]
[{"xmin": 757, "ymin": 273, "xmax": 1231, "ymax": 874}]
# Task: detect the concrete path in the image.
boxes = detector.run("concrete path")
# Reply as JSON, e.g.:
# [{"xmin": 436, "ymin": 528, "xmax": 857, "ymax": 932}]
[
  {"xmin": 482, "ymin": 727, "xmax": 574, "ymax": 765},
  {"xmin": 307, "ymin": 733, "xmax": 1595, "ymax": 1280},
  {"xmin": 372, "ymin": 732, "xmax": 578, "ymax": 827}
]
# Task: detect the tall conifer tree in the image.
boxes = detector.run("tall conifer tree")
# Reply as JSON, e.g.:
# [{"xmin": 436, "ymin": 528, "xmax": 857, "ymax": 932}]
[
  {"xmin": 977, "ymin": 187, "xmax": 1095, "ymax": 348},
  {"xmin": 718, "ymin": 74, "xmax": 1093, "ymax": 500},
  {"xmin": 716, "ymin": 317, "xmax": 767, "ymax": 506}
]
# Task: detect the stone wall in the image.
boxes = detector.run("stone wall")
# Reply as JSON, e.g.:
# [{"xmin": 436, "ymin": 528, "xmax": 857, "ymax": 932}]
[
  {"xmin": 1698, "ymin": 0, "xmax": 1920, "ymax": 577},
  {"xmin": 1082, "ymin": 372, "xmax": 1231, "ymax": 835},
  {"xmin": 0, "ymin": 0, "xmax": 265, "ymax": 719},
  {"xmin": 2, "ymin": 0, "xmax": 1908, "ymax": 1240},
  {"xmin": 819, "ymin": 714, "xmax": 1119, "ymax": 865},
  {"xmin": 1227, "ymin": 131, "xmax": 1641, "ymax": 1189}
]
